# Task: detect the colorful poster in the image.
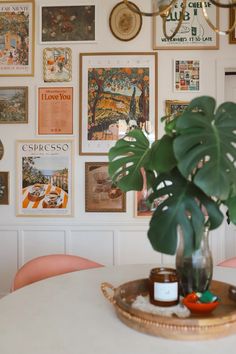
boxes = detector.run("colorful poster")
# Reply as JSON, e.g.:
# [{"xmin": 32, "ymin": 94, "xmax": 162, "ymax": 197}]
[
  {"xmin": 38, "ymin": 87, "xmax": 73, "ymax": 135},
  {"xmin": 17, "ymin": 140, "xmax": 73, "ymax": 216},
  {"xmin": 174, "ymin": 59, "xmax": 200, "ymax": 92},
  {"xmin": 0, "ymin": 1, "xmax": 34, "ymax": 76}
]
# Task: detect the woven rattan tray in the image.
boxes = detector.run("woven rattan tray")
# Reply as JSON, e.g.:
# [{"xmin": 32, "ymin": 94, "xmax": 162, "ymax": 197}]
[{"xmin": 101, "ymin": 279, "xmax": 236, "ymax": 340}]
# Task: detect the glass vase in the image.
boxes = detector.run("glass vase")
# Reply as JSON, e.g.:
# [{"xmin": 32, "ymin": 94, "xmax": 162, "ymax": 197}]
[{"xmin": 175, "ymin": 227, "xmax": 213, "ymax": 296}]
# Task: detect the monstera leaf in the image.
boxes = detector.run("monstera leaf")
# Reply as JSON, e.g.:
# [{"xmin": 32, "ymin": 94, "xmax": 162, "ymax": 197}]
[
  {"xmin": 108, "ymin": 129, "xmax": 151, "ymax": 192},
  {"xmin": 148, "ymin": 169, "xmax": 224, "ymax": 256},
  {"xmin": 174, "ymin": 96, "xmax": 236, "ymax": 201}
]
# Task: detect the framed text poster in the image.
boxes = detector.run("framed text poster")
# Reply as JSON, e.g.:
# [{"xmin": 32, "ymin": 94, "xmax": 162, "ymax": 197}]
[
  {"xmin": 0, "ymin": 1, "xmax": 35, "ymax": 76},
  {"xmin": 38, "ymin": 87, "xmax": 73, "ymax": 135},
  {"xmin": 16, "ymin": 140, "xmax": 73, "ymax": 216},
  {"xmin": 153, "ymin": 0, "xmax": 219, "ymax": 50},
  {"xmin": 174, "ymin": 59, "xmax": 200, "ymax": 92},
  {"xmin": 79, "ymin": 52, "xmax": 157, "ymax": 155}
]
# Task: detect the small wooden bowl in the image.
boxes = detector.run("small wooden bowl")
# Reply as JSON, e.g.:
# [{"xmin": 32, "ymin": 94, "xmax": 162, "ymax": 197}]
[{"xmin": 183, "ymin": 297, "xmax": 220, "ymax": 314}]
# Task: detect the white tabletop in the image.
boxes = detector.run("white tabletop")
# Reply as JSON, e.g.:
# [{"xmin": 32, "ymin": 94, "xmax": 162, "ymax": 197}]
[{"xmin": 0, "ymin": 264, "xmax": 236, "ymax": 354}]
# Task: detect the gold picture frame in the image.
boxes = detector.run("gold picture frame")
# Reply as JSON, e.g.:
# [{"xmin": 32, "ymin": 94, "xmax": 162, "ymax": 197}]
[
  {"xmin": 43, "ymin": 48, "xmax": 72, "ymax": 82},
  {"xmin": 165, "ymin": 100, "xmax": 189, "ymax": 117},
  {"xmin": 229, "ymin": 9, "xmax": 236, "ymax": 44},
  {"xmin": 109, "ymin": 1, "xmax": 142, "ymax": 41},
  {"xmin": 85, "ymin": 162, "xmax": 126, "ymax": 212},
  {"xmin": 0, "ymin": 87, "xmax": 28, "ymax": 124},
  {"xmin": 0, "ymin": 0, "xmax": 35, "ymax": 76}
]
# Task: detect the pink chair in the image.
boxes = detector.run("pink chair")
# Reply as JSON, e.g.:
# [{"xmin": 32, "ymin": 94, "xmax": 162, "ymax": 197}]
[
  {"xmin": 12, "ymin": 254, "xmax": 103, "ymax": 291},
  {"xmin": 217, "ymin": 257, "xmax": 236, "ymax": 268}
]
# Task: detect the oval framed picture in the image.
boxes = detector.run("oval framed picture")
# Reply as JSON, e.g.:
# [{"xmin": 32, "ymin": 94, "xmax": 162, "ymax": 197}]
[
  {"xmin": 109, "ymin": 1, "xmax": 142, "ymax": 41},
  {"xmin": 0, "ymin": 140, "xmax": 3, "ymax": 160}
]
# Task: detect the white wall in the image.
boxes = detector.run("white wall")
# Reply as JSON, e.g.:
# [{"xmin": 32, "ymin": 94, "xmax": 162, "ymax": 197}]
[{"xmin": 0, "ymin": 0, "xmax": 236, "ymax": 296}]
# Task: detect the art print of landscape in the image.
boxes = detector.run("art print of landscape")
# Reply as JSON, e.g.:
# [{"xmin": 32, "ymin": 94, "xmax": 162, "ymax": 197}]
[
  {"xmin": 0, "ymin": 87, "xmax": 27, "ymax": 123},
  {"xmin": 87, "ymin": 66, "xmax": 150, "ymax": 141}
]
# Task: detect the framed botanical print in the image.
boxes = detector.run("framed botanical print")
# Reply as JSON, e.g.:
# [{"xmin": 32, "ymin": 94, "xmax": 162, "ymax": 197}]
[
  {"xmin": 229, "ymin": 8, "xmax": 236, "ymax": 44},
  {"xmin": 0, "ymin": 172, "xmax": 9, "ymax": 205},
  {"xmin": 153, "ymin": 0, "xmax": 219, "ymax": 50},
  {"xmin": 174, "ymin": 59, "xmax": 200, "ymax": 92},
  {"xmin": 0, "ymin": 87, "xmax": 28, "ymax": 123},
  {"xmin": 37, "ymin": 87, "xmax": 73, "ymax": 135},
  {"xmin": 16, "ymin": 140, "xmax": 73, "ymax": 216},
  {"xmin": 40, "ymin": 4, "xmax": 96, "ymax": 43},
  {"xmin": 79, "ymin": 52, "xmax": 158, "ymax": 155},
  {"xmin": 43, "ymin": 48, "xmax": 72, "ymax": 82},
  {"xmin": 0, "ymin": 0, "xmax": 35, "ymax": 76},
  {"xmin": 85, "ymin": 162, "xmax": 126, "ymax": 212}
]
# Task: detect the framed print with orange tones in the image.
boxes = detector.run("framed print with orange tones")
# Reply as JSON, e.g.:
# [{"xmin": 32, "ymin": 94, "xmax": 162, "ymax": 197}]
[
  {"xmin": 16, "ymin": 140, "xmax": 73, "ymax": 217},
  {"xmin": 79, "ymin": 52, "xmax": 157, "ymax": 155},
  {"xmin": 38, "ymin": 87, "xmax": 73, "ymax": 135},
  {"xmin": 174, "ymin": 59, "xmax": 200, "ymax": 92},
  {"xmin": 0, "ymin": 1, "xmax": 35, "ymax": 76},
  {"xmin": 43, "ymin": 47, "xmax": 72, "ymax": 82},
  {"xmin": 229, "ymin": 9, "xmax": 236, "ymax": 44},
  {"xmin": 85, "ymin": 162, "xmax": 126, "ymax": 212}
]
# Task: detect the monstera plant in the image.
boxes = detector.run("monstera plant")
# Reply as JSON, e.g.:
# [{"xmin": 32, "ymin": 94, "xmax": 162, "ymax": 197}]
[{"xmin": 108, "ymin": 96, "xmax": 236, "ymax": 259}]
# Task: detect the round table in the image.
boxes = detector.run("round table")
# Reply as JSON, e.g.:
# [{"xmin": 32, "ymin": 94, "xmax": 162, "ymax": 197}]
[{"xmin": 0, "ymin": 265, "xmax": 235, "ymax": 354}]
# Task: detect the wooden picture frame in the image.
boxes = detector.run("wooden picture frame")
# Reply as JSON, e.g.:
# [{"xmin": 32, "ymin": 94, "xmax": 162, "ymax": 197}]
[
  {"xmin": 0, "ymin": 0, "xmax": 34, "ymax": 76},
  {"xmin": 40, "ymin": 3, "xmax": 96, "ymax": 43},
  {"xmin": 165, "ymin": 100, "xmax": 189, "ymax": 118},
  {"xmin": 0, "ymin": 171, "xmax": 9, "ymax": 205},
  {"xmin": 153, "ymin": 0, "xmax": 219, "ymax": 50},
  {"xmin": 37, "ymin": 87, "xmax": 73, "ymax": 135},
  {"xmin": 174, "ymin": 59, "xmax": 200, "ymax": 92},
  {"xmin": 43, "ymin": 47, "xmax": 72, "ymax": 82},
  {"xmin": 16, "ymin": 140, "xmax": 73, "ymax": 217},
  {"xmin": 0, "ymin": 87, "xmax": 28, "ymax": 124},
  {"xmin": 85, "ymin": 162, "xmax": 126, "ymax": 212},
  {"xmin": 79, "ymin": 52, "xmax": 158, "ymax": 155},
  {"xmin": 0, "ymin": 140, "xmax": 3, "ymax": 160},
  {"xmin": 109, "ymin": 1, "xmax": 142, "ymax": 41},
  {"xmin": 229, "ymin": 9, "xmax": 236, "ymax": 44}
]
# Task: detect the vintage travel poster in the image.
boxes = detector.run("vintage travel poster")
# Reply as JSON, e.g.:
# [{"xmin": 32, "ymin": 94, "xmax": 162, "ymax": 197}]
[
  {"xmin": 153, "ymin": 0, "xmax": 219, "ymax": 50},
  {"xmin": 17, "ymin": 140, "xmax": 73, "ymax": 216},
  {"xmin": 79, "ymin": 52, "xmax": 157, "ymax": 155},
  {"xmin": 38, "ymin": 87, "xmax": 73, "ymax": 135},
  {"xmin": 0, "ymin": 1, "xmax": 34, "ymax": 76}
]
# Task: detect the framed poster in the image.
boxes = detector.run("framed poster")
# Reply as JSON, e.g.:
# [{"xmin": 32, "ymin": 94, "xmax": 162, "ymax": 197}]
[
  {"xmin": 79, "ymin": 52, "xmax": 157, "ymax": 155},
  {"xmin": 16, "ymin": 140, "xmax": 73, "ymax": 216},
  {"xmin": 174, "ymin": 59, "xmax": 200, "ymax": 92},
  {"xmin": 0, "ymin": 87, "xmax": 28, "ymax": 123},
  {"xmin": 40, "ymin": 4, "xmax": 96, "ymax": 43},
  {"xmin": 165, "ymin": 99, "xmax": 189, "ymax": 119},
  {"xmin": 85, "ymin": 162, "xmax": 126, "ymax": 212},
  {"xmin": 229, "ymin": 8, "xmax": 236, "ymax": 44},
  {"xmin": 38, "ymin": 87, "xmax": 73, "ymax": 135},
  {"xmin": 0, "ymin": 171, "xmax": 9, "ymax": 205},
  {"xmin": 0, "ymin": 0, "xmax": 34, "ymax": 76},
  {"xmin": 43, "ymin": 47, "xmax": 72, "ymax": 82},
  {"xmin": 153, "ymin": 0, "xmax": 219, "ymax": 50},
  {"xmin": 0, "ymin": 140, "xmax": 3, "ymax": 160},
  {"xmin": 109, "ymin": 1, "xmax": 142, "ymax": 41}
]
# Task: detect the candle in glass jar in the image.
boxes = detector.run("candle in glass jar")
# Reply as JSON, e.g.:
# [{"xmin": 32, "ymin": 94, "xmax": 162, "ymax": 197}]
[{"xmin": 149, "ymin": 267, "xmax": 179, "ymax": 307}]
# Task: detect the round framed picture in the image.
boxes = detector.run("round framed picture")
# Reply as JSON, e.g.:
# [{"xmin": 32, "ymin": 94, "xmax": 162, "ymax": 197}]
[
  {"xmin": 0, "ymin": 140, "xmax": 3, "ymax": 160},
  {"xmin": 109, "ymin": 1, "xmax": 142, "ymax": 41}
]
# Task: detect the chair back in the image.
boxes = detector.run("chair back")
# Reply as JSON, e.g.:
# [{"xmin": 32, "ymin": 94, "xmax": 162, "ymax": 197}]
[{"xmin": 12, "ymin": 254, "xmax": 103, "ymax": 291}]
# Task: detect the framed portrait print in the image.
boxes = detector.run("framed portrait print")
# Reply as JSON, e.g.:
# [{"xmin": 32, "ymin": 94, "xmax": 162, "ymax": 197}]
[
  {"xmin": 38, "ymin": 87, "xmax": 73, "ymax": 135},
  {"xmin": 43, "ymin": 47, "xmax": 72, "ymax": 82},
  {"xmin": 0, "ymin": 0, "xmax": 34, "ymax": 76},
  {"xmin": 174, "ymin": 59, "xmax": 200, "ymax": 92},
  {"xmin": 109, "ymin": 1, "xmax": 142, "ymax": 41},
  {"xmin": 85, "ymin": 162, "xmax": 126, "ymax": 212},
  {"xmin": 0, "ymin": 171, "xmax": 9, "ymax": 205},
  {"xmin": 229, "ymin": 8, "xmax": 236, "ymax": 44},
  {"xmin": 153, "ymin": 0, "xmax": 219, "ymax": 50},
  {"xmin": 79, "ymin": 52, "xmax": 157, "ymax": 155},
  {"xmin": 0, "ymin": 87, "xmax": 28, "ymax": 123},
  {"xmin": 40, "ymin": 4, "xmax": 96, "ymax": 43},
  {"xmin": 16, "ymin": 140, "xmax": 73, "ymax": 216}
]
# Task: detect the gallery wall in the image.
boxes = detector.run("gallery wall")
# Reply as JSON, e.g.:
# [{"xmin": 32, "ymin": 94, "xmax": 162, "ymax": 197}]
[{"xmin": 0, "ymin": 0, "xmax": 236, "ymax": 296}]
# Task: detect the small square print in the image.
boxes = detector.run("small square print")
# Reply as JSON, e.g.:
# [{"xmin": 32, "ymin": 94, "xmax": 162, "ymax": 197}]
[{"xmin": 174, "ymin": 59, "xmax": 200, "ymax": 92}]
